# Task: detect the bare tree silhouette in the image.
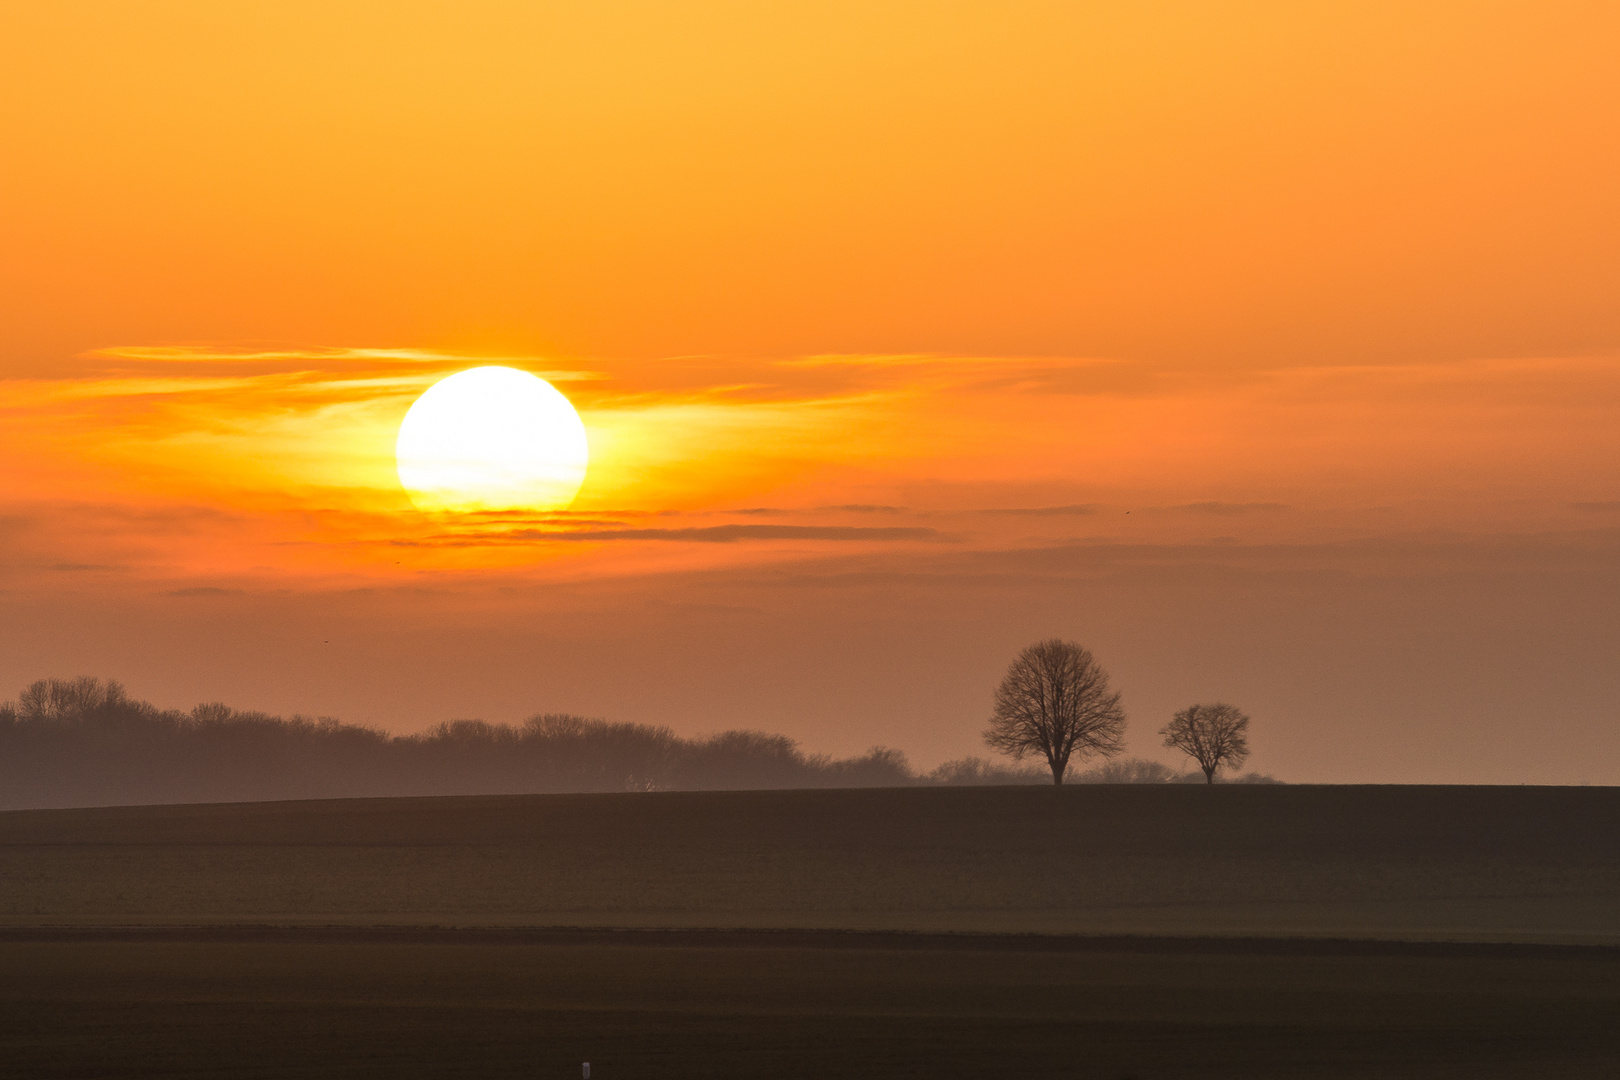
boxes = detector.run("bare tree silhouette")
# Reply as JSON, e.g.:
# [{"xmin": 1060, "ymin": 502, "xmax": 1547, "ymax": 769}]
[
  {"xmin": 1160, "ymin": 703, "xmax": 1251, "ymax": 783},
  {"xmin": 983, "ymin": 640, "xmax": 1127, "ymax": 785}
]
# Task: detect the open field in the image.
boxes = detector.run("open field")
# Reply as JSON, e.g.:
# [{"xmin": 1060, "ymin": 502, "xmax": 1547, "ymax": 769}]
[
  {"xmin": 3, "ymin": 786, "xmax": 1618, "ymax": 1076},
  {"xmin": 2, "ymin": 785, "xmax": 1617, "ymax": 941},
  {"xmin": 2, "ymin": 928, "xmax": 1619, "ymax": 1078}
]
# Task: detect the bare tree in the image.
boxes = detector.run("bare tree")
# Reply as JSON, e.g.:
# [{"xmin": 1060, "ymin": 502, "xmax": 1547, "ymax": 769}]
[
  {"xmin": 983, "ymin": 639, "xmax": 1127, "ymax": 785},
  {"xmin": 1159, "ymin": 703, "xmax": 1251, "ymax": 784}
]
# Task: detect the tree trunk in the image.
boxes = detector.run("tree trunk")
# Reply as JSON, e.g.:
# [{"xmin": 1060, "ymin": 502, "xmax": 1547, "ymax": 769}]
[
  {"xmin": 1050, "ymin": 760, "xmax": 1065, "ymax": 785},
  {"xmin": 1203, "ymin": 765, "xmax": 1215, "ymax": 784}
]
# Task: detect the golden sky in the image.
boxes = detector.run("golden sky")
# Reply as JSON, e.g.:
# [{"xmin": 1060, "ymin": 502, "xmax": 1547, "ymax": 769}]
[{"xmin": 2, "ymin": 1, "xmax": 1618, "ymax": 782}]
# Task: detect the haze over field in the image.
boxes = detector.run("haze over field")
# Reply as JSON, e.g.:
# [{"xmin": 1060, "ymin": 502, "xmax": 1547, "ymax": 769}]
[{"xmin": 2, "ymin": 2, "xmax": 1618, "ymax": 784}]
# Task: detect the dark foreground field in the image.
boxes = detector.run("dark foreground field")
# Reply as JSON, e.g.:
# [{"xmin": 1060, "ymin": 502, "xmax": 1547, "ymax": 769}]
[
  {"xmin": 2, "ymin": 785, "xmax": 1618, "ymax": 1077},
  {"xmin": 3, "ymin": 928, "xmax": 1618, "ymax": 1079}
]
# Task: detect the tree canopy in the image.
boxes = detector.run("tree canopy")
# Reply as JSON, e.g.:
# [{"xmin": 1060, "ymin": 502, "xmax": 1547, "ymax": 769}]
[
  {"xmin": 1160, "ymin": 703, "xmax": 1251, "ymax": 783},
  {"xmin": 983, "ymin": 639, "xmax": 1127, "ymax": 784}
]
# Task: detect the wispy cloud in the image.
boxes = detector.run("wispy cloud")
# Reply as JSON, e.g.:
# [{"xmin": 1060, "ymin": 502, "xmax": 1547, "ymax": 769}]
[
  {"xmin": 3, "ymin": 347, "xmax": 1617, "ymax": 592},
  {"xmin": 981, "ymin": 504, "xmax": 1101, "ymax": 517},
  {"xmin": 405, "ymin": 524, "xmax": 942, "ymax": 546},
  {"xmin": 83, "ymin": 345, "xmax": 605, "ymax": 383},
  {"xmin": 1161, "ymin": 502, "xmax": 1292, "ymax": 515}
]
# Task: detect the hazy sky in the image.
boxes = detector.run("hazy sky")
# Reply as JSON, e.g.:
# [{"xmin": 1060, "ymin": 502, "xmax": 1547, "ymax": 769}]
[{"xmin": 3, "ymin": 1, "xmax": 1618, "ymax": 783}]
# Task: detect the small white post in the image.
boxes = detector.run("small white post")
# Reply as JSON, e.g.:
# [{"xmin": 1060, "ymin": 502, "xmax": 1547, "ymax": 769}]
[{"xmin": 582, "ymin": 1063, "xmax": 590, "ymax": 1079}]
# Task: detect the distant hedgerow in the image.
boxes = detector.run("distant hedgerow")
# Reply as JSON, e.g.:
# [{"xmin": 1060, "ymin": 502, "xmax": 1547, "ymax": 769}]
[{"xmin": 0, "ymin": 677, "xmax": 1272, "ymax": 810}]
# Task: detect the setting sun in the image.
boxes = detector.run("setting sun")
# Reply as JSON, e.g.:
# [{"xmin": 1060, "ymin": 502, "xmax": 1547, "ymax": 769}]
[{"xmin": 395, "ymin": 366, "xmax": 589, "ymax": 512}]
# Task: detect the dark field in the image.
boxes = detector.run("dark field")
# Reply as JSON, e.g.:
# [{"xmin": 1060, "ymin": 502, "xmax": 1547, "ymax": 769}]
[
  {"xmin": 4, "ymin": 785, "xmax": 1618, "ymax": 939},
  {"xmin": 3, "ymin": 785, "xmax": 1618, "ymax": 1077},
  {"xmin": 4, "ymin": 929, "xmax": 1619, "ymax": 1078}
]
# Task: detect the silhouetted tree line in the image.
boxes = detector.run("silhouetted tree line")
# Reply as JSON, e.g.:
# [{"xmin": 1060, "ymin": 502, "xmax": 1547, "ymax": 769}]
[{"xmin": 0, "ymin": 678, "xmax": 1272, "ymax": 810}]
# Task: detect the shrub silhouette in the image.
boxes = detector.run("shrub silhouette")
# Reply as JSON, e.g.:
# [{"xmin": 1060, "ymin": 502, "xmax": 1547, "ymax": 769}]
[{"xmin": 926, "ymin": 756, "xmax": 1048, "ymax": 786}]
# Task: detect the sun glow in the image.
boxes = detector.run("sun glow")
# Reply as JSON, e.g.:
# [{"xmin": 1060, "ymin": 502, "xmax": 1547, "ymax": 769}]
[{"xmin": 395, "ymin": 367, "xmax": 589, "ymax": 511}]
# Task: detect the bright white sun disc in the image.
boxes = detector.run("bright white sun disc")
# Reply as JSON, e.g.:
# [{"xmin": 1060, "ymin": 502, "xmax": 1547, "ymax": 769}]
[{"xmin": 395, "ymin": 366, "xmax": 588, "ymax": 511}]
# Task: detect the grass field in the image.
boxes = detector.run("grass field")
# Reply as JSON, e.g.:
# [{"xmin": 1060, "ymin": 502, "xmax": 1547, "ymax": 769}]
[{"xmin": 3, "ymin": 785, "xmax": 1618, "ymax": 1077}]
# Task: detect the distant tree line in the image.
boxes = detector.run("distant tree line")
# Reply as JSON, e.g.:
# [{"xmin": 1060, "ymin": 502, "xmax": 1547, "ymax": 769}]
[{"xmin": 0, "ymin": 677, "xmax": 1273, "ymax": 811}]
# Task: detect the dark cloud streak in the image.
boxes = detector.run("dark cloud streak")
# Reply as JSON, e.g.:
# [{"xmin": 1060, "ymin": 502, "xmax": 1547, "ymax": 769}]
[
  {"xmin": 402, "ymin": 524, "xmax": 942, "ymax": 547},
  {"xmin": 980, "ymin": 504, "xmax": 1101, "ymax": 517},
  {"xmin": 1162, "ymin": 502, "xmax": 1291, "ymax": 515}
]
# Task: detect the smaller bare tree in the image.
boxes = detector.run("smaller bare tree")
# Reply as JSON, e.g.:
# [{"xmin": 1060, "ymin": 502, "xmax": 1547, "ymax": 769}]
[
  {"xmin": 1160, "ymin": 703, "xmax": 1250, "ymax": 784},
  {"xmin": 983, "ymin": 639, "xmax": 1127, "ymax": 785}
]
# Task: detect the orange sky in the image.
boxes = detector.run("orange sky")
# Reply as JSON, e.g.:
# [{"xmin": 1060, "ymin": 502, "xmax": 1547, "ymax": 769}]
[{"xmin": 3, "ymin": 2, "xmax": 1619, "ymax": 783}]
